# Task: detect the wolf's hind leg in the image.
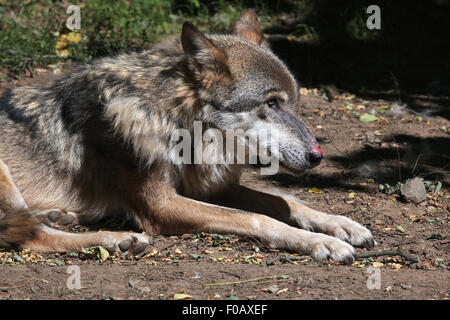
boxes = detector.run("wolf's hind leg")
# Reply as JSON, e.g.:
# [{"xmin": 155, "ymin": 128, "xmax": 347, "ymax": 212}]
[
  {"xmin": 0, "ymin": 160, "xmax": 28, "ymax": 214},
  {"xmin": 1, "ymin": 211, "xmax": 151, "ymax": 255},
  {"xmin": 0, "ymin": 160, "xmax": 151, "ymax": 255},
  {"xmin": 21, "ymin": 224, "xmax": 151, "ymax": 255}
]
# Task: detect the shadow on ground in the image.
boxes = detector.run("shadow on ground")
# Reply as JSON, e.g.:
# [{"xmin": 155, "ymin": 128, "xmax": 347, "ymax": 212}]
[
  {"xmin": 266, "ymin": 0, "xmax": 450, "ymax": 119},
  {"xmin": 265, "ymin": 135, "xmax": 449, "ymax": 191}
]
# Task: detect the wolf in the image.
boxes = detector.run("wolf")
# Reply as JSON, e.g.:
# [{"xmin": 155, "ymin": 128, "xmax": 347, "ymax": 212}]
[{"xmin": 0, "ymin": 10, "xmax": 374, "ymax": 262}]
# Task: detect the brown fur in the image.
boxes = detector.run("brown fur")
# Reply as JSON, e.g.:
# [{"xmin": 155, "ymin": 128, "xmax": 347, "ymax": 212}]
[
  {"xmin": 0, "ymin": 211, "xmax": 39, "ymax": 249},
  {"xmin": 0, "ymin": 11, "xmax": 375, "ymax": 262}
]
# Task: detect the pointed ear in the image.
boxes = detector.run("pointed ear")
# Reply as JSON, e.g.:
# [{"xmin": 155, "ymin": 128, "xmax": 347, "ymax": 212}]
[
  {"xmin": 181, "ymin": 22, "xmax": 229, "ymax": 75},
  {"xmin": 233, "ymin": 10, "xmax": 269, "ymax": 47}
]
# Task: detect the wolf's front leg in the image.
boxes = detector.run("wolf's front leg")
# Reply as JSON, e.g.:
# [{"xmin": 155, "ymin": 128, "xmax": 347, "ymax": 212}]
[
  {"xmin": 135, "ymin": 185, "xmax": 356, "ymax": 263},
  {"xmin": 283, "ymin": 198, "xmax": 376, "ymax": 248},
  {"xmin": 216, "ymin": 185, "xmax": 376, "ymax": 248}
]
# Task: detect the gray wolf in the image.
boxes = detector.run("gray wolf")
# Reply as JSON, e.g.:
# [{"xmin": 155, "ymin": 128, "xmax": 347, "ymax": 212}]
[{"xmin": 0, "ymin": 10, "xmax": 374, "ymax": 262}]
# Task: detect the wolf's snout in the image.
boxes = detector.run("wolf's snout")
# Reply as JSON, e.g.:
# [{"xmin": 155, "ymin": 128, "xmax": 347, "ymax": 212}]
[{"xmin": 308, "ymin": 145, "xmax": 324, "ymax": 168}]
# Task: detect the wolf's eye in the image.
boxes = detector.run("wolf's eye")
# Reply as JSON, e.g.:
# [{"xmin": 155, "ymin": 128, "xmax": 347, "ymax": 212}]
[{"xmin": 266, "ymin": 98, "xmax": 279, "ymax": 109}]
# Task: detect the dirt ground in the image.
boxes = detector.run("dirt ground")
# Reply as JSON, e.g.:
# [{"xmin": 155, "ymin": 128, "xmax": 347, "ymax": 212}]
[{"xmin": 0, "ymin": 69, "xmax": 449, "ymax": 300}]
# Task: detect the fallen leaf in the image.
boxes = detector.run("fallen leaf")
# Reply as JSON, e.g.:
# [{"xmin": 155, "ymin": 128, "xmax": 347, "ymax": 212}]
[
  {"xmin": 276, "ymin": 287, "xmax": 289, "ymax": 295},
  {"xmin": 308, "ymin": 187, "xmax": 324, "ymax": 194},
  {"xmin": 98, "ymin": 246, "xmax": 109, "ymax": 262},
  {"xmin": 174, "ymin": 293, "xmax": 192, "ymax": 300},
  {"xmin": 417, "ymin": 261, "xmax": 437, "ymax": 270},
  {"xmin": 372, "ymin": 262, "xmax": 384, "ymax": 268},
  {"xmin": 426, "ymin": 233, "xmax": 445, "ymax": 240},
  {"xmin": 388, "ymin": 263, "xmax": 402, "ymax": 270},
  {"xmin": 143, "ymin": 249, "xmax": 159, "ymax": 258},
  {"xmin": 360, "ymin": 113, "xmax": 378, "ymax": 123}
]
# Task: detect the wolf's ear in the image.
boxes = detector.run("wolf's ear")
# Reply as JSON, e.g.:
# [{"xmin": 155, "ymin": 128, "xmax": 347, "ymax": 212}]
[
  {"xmin": 233, "ymin": 10, "xmax": 269, "ymax": 47},
  {"xmin": 181, "ymin": 22, "xmax": 229, "ymax": 76}
]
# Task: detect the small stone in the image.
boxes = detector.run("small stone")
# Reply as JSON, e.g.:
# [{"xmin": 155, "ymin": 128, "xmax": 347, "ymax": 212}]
[
  {"xmin": 267, "ymin": 285, "xmax": 279, "ymax": 294},
  {"xmin": 401, "ymin": 283, "xmax": 412, "ymax": 290},
  {"xmin": 400, "ymin": 178, "xmax": 427, "ymax": 204},
  {"xmin": 426, "ymin": 206, "xmax": 437, "ymax": 213}
]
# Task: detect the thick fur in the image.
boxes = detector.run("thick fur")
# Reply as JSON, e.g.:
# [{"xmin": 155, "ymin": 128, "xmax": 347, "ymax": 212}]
[{"xmin": 0, "ymin": 11, "xmax": 375, "ymax": 261}]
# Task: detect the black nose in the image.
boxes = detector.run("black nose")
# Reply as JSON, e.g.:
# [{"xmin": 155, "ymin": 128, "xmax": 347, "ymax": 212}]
[{"xmin": 308, "ymin": 149, "xmax": 323, "ymax": 168}]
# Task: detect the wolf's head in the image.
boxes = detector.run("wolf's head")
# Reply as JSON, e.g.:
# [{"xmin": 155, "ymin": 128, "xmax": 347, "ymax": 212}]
[{"xmin": 181, "ymin": 10, "xmax": 323, "ymax": 175}]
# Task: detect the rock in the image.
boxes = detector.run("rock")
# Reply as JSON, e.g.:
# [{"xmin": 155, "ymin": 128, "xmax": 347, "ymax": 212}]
[
  {"xmin": 400, "ymin": 178, "xmax": 427, "ymax": 204},
  {"xmin": 267, "ymin": 285, "xmax": 279, "ymax": 294},
  {"xmin": 401, "ymin": 283, "xmax": 412, "ymax": 290},
  {"xmin": 426, "ymin": 206, "xmax": 437, "ymax": 214}
]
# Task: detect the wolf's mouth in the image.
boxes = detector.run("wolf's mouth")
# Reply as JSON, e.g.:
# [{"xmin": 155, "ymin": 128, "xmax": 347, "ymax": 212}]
[{"xmin": 278, "ymin": 161, "xmax": 307, "ymax": 176}]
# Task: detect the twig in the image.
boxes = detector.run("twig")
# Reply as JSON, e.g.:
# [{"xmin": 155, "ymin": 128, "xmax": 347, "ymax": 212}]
[
  {"xmin": 280, "ymin": 256, "xmax": 295, "ymax": 264},
  {"xmin": 203, "ymin": 274, "xmax": 290, "ymax": 287},
  {"xmin": 158, "ymin": 242, "xmax": 177, "ymax": 252},
  {"xmin": 355, "ymin": 247, "xmax": 418, "ymax": 262},
  {"xmin": 391, "ymin": 135, "xmax": 402, "ymax": 181},
  {"xmin": 389, "ymin": 71, "xmax": 403, "ymax": 103},
  {"xmin": 372, "ymin": 229, "xmax": 405, "ymax": 237},
  {"xmin": 0, "ymin": 281, "xmax": 28, "ymax": 290},
  {"xmin": 266, "ymin": 254, "xmax": 280, "ymax": 266},
  {"xmin": 324, "ymin": 131, "xmax": 357, "ymax": 167},
  {"xmin": 266, "ymin": 254, "xmax": 310, "ymax": 265},
  {"xmin": 219, "ymin": 270, "xmax": 241, "ymax": 279},
  {"xmin": 411, "ymin": 153, "xmax": 423, "ymax": 176}
]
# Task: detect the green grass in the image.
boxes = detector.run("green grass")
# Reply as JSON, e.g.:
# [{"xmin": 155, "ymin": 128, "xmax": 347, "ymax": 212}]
[
  {"xmin": 0, "ymin": 0, "xmax": 281, "ymax": 79},
  {"xmin": 3, "ymin": 0, "xmax": 431, "ymax": 80}
]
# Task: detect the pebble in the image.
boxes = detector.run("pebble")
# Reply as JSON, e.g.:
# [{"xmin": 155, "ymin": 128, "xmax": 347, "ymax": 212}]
[
  {"xmin": 426, "ymin": 206, "xmax": 437, "ymax": 213},
  {"xmin": 400, "ymin": 178, "xmax": 427, "ymax": 204},
  {"xmin": 267, "ymin": 285, "xmax": 279, "ymax": 294},
  {"xmin": 401, "ymin": 283, "xmax": 412, "ymax": 290}
]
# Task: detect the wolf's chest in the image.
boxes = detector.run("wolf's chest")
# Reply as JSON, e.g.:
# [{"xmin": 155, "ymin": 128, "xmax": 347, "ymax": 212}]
[{"xmin": 179, "ymin": 163, "xmax": 241, "ymax": 200}]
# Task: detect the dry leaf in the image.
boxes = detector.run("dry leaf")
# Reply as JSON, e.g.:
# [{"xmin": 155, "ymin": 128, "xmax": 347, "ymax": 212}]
[
  {"xmin": 308, "ymin": 187, "xmax": 324, "ymax": 194},
  {"xmin": 174, "ymin": 293, "xmax": 192, "ymax": 300},
  {"xmin": 388, "ymin": 263, "xmax": 402, "ymax": 270},
  {"xmin": 417, "ymin": 261, "xmax": 437, "ymax": 270},
  {"xmin": 372, "ymin": 262, "xmax": 384, "ymax": 268},
  {"xmin": 276, "ymin": 287, "xmax": 289, "ymax": 295}
]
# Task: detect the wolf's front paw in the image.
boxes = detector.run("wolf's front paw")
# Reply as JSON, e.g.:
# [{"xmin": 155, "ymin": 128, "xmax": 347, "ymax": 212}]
[
  {"xmin": 307, "ymin": 233, "xmax": 356, "ymax": 264},
  {"xmin": 317, "ymin": 215, "xmax": 376, "ymax": 249}
]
